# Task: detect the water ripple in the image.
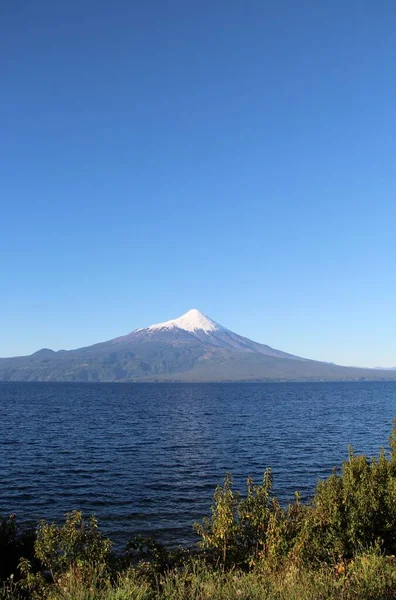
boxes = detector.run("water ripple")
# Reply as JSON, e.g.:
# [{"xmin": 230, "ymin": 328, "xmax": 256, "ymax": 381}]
[{"xmin": 1, "ymin": 381, "xmax": 396, "ymax": 547}]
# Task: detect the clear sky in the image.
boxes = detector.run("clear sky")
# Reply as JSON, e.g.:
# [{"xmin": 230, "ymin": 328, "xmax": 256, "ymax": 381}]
[{"xmin": 1, "ymin": 1, "xmax": 396, "ymax": 367}]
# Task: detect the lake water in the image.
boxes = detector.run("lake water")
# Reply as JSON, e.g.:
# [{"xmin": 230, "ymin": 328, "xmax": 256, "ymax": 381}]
[{"xmin": 1, "ymin": 381, "xmax": 396, "ymax": 548}]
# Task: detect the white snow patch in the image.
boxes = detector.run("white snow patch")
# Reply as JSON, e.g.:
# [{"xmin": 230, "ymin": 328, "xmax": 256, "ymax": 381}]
[{"xmin": 138, "ymin": 309, "xmax": 223, "ymax": 334}]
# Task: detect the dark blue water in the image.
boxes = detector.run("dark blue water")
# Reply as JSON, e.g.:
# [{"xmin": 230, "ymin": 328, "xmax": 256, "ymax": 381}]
[{"xmin": 1, "ymin": 381, "xmax": 396, "ymax": 547}]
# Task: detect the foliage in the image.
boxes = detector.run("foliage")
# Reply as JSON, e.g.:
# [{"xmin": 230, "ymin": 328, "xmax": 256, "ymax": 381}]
[
  {"xmin": 194, "ymin": 472, "xmax": 240, "ymax": 565},
  {"xmin": 33, "ymin": 510, "xmax": 112, "ymax": 580},
  {"xmin": 295, "ymin": 444, "xmax": 396, "ymax": 564},
  {"xmin": 194, "ymin": 470, "xmax": 306, "ymax": 568},
  {"xmin": 0, "ymin": 515, "xmax": 35, "ymax": 582},
  {"xmin": 194, "ymin": 469, "xmax": 287, "ymax": 567},
  {"xmin": 15, "ymin": 511, "xmax": 112, "ymax": 599},
  {"xmin": 195, "ymin": 420, "xmax": 396, "ymax": 568},
  {"xmin": 125, "ymin": 536, "xmax": 189, "ymax": 583}
]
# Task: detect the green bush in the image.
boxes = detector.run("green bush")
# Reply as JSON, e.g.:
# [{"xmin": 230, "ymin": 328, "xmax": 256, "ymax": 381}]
[
  {"xmin": 296, "ymin": 444, "xmax": 396, "ymax": 564},
  {"xmin": 34, "ymin": 510, "xmax": 112, "ymax": 580},
  {"xmin": 0, "ymin": 515, "xmax": 35, "ymax": 582},
  {"xmin": 195, "ymin": 419, "xmax": 396, "ymax": 568},
  {"xmin": 125, "ymin": 535, "xmax": 190, "ymax": 584},
  {"xmin": 15, "ymin": 510, "xmax": 113, "ymax": 599}
]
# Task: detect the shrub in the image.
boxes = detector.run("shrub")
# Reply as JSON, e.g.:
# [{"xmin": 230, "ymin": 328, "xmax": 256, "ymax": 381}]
[
  {"xmin": 194, "ymin": 472, "xmax": 240, "ymax": 565},
  {"xmin": 195, "ymin": 420, "xmax": 396, "ymax": 568},
  {"xmin": 33, "ymin": 510, "xmax": 112, "ymax": 581},
  {"xmin": 0, "ymin": 515, "xmax": 35, "ymax": 582},
  {"xmin": 295, "ymin": 445, "xmax": 396, "ymax": 564},
  {"xmin": 16, "ymin": 511, "xmax": 113, "ymax": 599}
]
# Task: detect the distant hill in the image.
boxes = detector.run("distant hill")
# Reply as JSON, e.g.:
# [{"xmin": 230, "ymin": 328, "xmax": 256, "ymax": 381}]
[{"xmin": 1, "ymin": 309, "xmax": 395, "ymax": 382}]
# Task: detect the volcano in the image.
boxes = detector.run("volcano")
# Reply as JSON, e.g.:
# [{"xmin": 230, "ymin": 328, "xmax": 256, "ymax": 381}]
[{"xmin": 1, "ymin": 309, "xmax": 395, "ymax": 382}]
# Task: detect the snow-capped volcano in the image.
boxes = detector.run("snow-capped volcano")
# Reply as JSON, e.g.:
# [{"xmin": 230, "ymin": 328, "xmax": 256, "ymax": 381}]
[
  {"xmin": 139, "ymin": 309, "xmax": 223, "ymax": 334},
  {"xmin": 2, "ymin": 308, "xmax": 396, "ymax": 382}
]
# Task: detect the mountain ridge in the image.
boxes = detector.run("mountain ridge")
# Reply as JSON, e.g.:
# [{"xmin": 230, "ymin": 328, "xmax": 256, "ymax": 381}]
[{"xmin": 1, "ymin": 309, "xmax": 395, "ymax": 382}]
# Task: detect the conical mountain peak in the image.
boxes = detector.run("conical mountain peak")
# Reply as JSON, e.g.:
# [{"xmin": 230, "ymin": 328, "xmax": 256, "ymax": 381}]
[{"xmin": 146, "ymin": 309, "xmax": 222, "ymax": 334}]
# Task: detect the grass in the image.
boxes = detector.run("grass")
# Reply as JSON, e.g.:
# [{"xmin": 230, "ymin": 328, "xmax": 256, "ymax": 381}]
[{"xmin": 4, "ymin": 551, "xmax": 396, "ymax": 600}]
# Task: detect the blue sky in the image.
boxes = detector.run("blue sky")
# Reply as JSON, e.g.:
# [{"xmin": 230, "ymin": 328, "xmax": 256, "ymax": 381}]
[{"xmin": 1, "ymin": 1, "xmax": 396, "ymax": 367}]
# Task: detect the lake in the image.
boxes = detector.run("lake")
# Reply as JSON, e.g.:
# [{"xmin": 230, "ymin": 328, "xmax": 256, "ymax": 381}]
[{"xmin": 1, "ymin": 381, "xmax": 396, "ymax": 548}]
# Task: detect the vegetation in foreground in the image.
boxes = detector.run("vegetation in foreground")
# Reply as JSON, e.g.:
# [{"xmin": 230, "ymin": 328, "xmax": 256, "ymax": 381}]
[{"xmin": 3, "ymin": 421, "xmax": 396, "ymax": 599}]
